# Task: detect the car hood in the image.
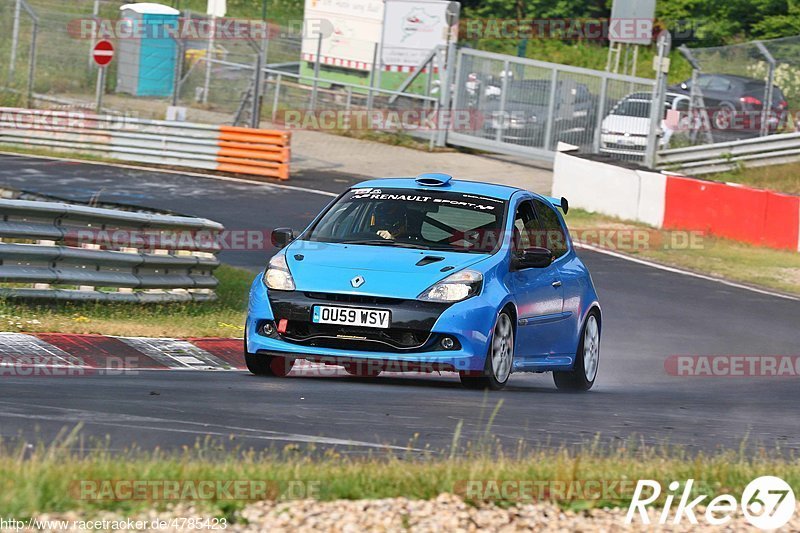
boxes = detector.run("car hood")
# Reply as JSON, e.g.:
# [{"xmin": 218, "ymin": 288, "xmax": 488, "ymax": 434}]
[
  {"xmin": 483, "ymin": 99, "xmax": 548, "ymax": 115},
  {"xmin": 283, "ymin": 241, "xmax": 491, "ymax": 299},
  {"xmin": 602, "ymin": 115, "xmax": 650, "ymax": 136}
]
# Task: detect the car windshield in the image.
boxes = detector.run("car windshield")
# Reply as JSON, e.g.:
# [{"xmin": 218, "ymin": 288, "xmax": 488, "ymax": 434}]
[
  {"xmin": 506, "ymin": 81, "xmax": 550, "ymax": 105},
  {"xmin": 612, "ymin": 99, "xmax": 651, "ymax": 118},
  {"xmin": 303, "ymin": 187, "xmax": 508, "ymax": 254}
]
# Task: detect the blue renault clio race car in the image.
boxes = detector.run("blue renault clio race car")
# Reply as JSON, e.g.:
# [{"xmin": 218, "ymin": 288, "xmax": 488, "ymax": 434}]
[{"xmin": 246, "ymin": 173, "xmax": 601, "ymax": 391}]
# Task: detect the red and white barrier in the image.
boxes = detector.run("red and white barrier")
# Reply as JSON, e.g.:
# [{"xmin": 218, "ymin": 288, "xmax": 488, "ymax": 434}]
[{"xmin": 553, "ymin": 148, "xmax": 800, "ymax": 252}]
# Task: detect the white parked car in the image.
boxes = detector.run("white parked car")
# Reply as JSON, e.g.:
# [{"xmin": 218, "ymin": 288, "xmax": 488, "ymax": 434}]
[{"xmin": 600, "ymin": 92, "xmax": 689, "ymax": 155}]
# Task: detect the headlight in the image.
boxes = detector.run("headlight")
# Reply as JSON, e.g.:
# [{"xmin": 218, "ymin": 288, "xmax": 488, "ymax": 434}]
[
  {"xmin": 418, "ymin": 269, "xmax": 483, "ymax": 302},
  {"xmin": 263, "ymin": 254, "xmax": 295, "ymax": 291}
]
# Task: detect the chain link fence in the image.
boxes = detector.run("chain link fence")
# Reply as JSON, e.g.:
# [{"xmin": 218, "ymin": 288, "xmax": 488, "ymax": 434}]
[
  {"xmin": 665, "ymin": 36, "xmax": 800, "ymax": 149},
  {"xmin": 1, "ymin": 0, "xmax": 667, "ymax": 165},
  {"xmin": 448, "ymin": 48, "xmax": 656, "ymax": 162}
]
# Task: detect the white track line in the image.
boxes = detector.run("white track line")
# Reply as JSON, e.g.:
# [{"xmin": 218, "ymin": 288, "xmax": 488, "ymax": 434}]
[
  {"xmin": 575, "ymin": 242, "xmax": 800, "ymax": 302},
  {"xmin": 0, "ymin": 150, "xmax": 339, "ymax": 197},
  {"xmin": 0, "ymin": 403, "xmax": 424, "ymax": 451}
]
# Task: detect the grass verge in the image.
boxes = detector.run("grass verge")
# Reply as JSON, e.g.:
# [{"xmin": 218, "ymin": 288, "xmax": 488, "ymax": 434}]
[
  {"xmin": 1, "ymin": 433, "xmax": 798, "ymax": 519},
  {"xmin": 567, "ymin": 209, "xmax": 800, "ymax": 296},
  {"xmin": 705, "ymin": 161, "xmax": 800, "ymax": 196},
  {"xmin": 0, "ymin": 265, "xmax": 253, "ymax": 338}
]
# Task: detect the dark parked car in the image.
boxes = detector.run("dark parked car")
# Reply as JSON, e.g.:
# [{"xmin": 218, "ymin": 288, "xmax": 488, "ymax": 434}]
[
  {"xmin": 481, "ymin": 79, "xmax": 597, "ymax": 148},
  {"xmin": 669, "ymin": 74, "xmax": 788, "ymax": 132}
]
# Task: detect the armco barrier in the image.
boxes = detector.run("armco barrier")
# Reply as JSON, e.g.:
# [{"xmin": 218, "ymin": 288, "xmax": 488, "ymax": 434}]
[
  {"xmin": 657, "ymin": 131, "xmax": 800, "ymax": 175},
  {"xmin": 0, "ymin": 197, "xmax": 225, "ymax": 302},
  {"xmin": 0, "ymin": 108, "xmax": 290, "ymax": 180},
  {"xmin": 553, "ymin": 147, "xmax": 800, "ymax": 252}
]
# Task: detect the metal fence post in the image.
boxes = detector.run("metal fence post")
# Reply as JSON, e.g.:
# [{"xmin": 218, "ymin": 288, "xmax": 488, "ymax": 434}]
[
  {"xmin": 89, "ymin": 0, "xmax": 100, "ymax": 70},
  {"xmin": 755, "ymin": 41, "xmax": 776, "ymax": 138},
  {"xmin": 542, "ymin": 68, "xmax": 559, "ymax": 149},
  {"xmin": 250, "ymin": 46, "xmax": 265, "ymax": 128},
  {"xmin": 367, "ymin": 43, "xmax": 378, "ymax": 112},
  {"xmin": 9, "ymin": 0, "xmax": 22, "ymax": 81},
  {"xmin": 592, "ymin": 75, "xmax": 609, "ymax": 153},
  {"xmin": 310, "ymin": 33, "xmax": 322, "ymax": 111},
  {"xmin": 271, "ymin": 73, "xmax": 282, "ymax": 123},
  {"xmin": 645, "ymin": 31, "xmax": 671, "ymax": 169},
  {"xmin": 26, "ymin": 11, "xmax": 38, "ymax": 108},
  {"xmin": 429, "ymin": 99, "xmax": 439, "ymax": 151},
  {"xmin": 495, "ymin": 60, "xmax": 511, "ymax": 143},
  {"xmin": 95, "ymin": 65, "xmax": 106, "ymax": 113},
  {"xmin": 436, "ymin": 41, "xmax": 457, "ymax": 147},
  {"xmin": 202, "ymin": 14, "xmax": 215, "ymax": 104},
  {"xmin": 171, "ymin": 39, "xmax": 184, "ymax": 107}
]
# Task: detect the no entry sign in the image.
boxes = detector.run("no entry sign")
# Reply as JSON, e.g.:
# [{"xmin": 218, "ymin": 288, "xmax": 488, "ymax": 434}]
[{"xmin": 92, "ymin": 40, "xmax": 114, "ymax": 67}]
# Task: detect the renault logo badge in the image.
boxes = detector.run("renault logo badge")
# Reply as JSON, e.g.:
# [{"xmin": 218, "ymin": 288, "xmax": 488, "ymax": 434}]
[{"xmin": 351, "ymin": 275, "xmax": 365, "ymax": 288}]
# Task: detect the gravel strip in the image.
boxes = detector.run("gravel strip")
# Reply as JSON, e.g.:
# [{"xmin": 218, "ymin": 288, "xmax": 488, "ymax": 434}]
[
  {"xmin": 21, "ymin": 494, "xmax": 800, "ymax": 532},
  {"xmin": 233, "ymin": 494, "xmax": 800, "ymax": 532}
]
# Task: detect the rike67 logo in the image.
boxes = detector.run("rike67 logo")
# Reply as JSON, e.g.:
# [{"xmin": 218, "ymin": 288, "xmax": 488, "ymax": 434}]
[{"xmin": 626, "ymin": 476, "xmax": 796, "ymax": 529}]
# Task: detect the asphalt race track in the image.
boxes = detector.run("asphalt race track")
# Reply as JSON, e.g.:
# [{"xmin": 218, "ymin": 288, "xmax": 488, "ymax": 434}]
[{"xmin": 0, "ymin": 153, "xmax": 798, "ymax": 455}]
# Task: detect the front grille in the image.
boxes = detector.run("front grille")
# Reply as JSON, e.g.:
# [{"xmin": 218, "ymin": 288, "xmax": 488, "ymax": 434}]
[
  {"xmin": 304, "ymin": 292, "xmax": 405, "ymax": 305},
  {"xmin": 602, "ymin": 142, "xmax": 646, "ymax": 152},
  {"xmin": 281, "ymin": 321, "xmax": 435, "ymax": 352}
]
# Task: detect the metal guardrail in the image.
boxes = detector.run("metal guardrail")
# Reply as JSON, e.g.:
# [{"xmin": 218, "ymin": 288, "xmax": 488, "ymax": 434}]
[
  {"xmin": 657, "ymin": 131, "xmax": 800, "ymax": 175},
  {"xmin": 0, "ymin": 197, "xmax": 224, "ymax": 303},
  {"xmin": 0, "ymin": 108, "xmax": 291, "ymax": 180}
]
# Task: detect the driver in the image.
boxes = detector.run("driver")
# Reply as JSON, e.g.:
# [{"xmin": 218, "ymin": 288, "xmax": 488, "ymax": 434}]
[{"xmin": 373, "ymin": 202, "xmax": 407, "ymax": 240}]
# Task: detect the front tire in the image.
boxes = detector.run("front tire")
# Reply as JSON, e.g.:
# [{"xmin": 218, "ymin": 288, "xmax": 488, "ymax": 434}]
[
  {"xmin": 554, "ymin": 311, "xmax": 600, "ymax": 391},
  {"xmin": 460, "ymin": 310, "xmax": 514, "ymax": 390},
  {"xmin": 244, "ymin": 335, "xmax": 294, "ymax": 377}
]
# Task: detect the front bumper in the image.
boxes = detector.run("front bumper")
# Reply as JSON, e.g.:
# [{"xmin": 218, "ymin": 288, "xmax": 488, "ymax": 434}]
[{"xmin": 246, "ymin": 275, "xmax": 496, "ymax": 372}]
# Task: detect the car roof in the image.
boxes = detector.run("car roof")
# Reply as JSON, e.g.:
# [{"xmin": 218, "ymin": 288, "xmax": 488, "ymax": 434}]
[
  {"xmin": 621, "ymin": 91, "xmax": 684, "ymax": 102},
  {"xmin": 700, "ymin": 73, "xmax": 758, "ymax": 83},
  {"xmin": 351, "ymin": 177, "xmax": 525, "ymax": 201}
]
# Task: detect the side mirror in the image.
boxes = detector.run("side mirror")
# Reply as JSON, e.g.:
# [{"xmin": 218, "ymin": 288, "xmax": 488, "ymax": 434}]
[
  {"xmin": 512, "ymin": 247, "xmax": 554, "ymax": 270},
  {"xmin": 271, "ymin": 228, "xmax": 295, "ymax": 249}
]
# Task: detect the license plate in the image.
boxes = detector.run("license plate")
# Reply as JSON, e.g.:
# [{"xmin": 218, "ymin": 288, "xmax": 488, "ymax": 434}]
[{"xmin": 312, "ymin": 305, "xmax": 391, "ymax": 329}]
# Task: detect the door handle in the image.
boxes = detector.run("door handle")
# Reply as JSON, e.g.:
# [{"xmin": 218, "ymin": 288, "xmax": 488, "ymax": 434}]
[{"xmin": 552, "ymin": 280, "xmax": 562, "ymax": 288}]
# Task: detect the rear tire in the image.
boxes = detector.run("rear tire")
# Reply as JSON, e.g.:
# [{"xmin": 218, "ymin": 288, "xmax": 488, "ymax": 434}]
[
  {"xmin": 459, "ymin": 310, "xmax": 514, "ymax": 391},
  {"xmin": 554, "ymin": 311, "xmax": 600, "ymax": 391},
  {"xmin": 244, "ymin": 335, "xmax": 294, "ymax": 377}
]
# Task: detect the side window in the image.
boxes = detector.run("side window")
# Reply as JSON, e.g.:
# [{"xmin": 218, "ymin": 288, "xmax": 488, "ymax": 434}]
[
  {"xmin": 512, "ymin": 200, "xmax": 538, "ymax": 251},
  {"xmin": 706, "ymin": 76, "xmax": 731, "ymax": 92},
  {"xmin": 532, "ymin": 199, "xmax": 568, "ymax": 259},
  {"xmin": 696, "ymin": 75, "xmax": 712, "ymax": 90}
]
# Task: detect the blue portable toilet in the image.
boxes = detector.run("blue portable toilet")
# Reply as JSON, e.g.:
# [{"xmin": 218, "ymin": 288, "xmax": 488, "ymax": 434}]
[{"xmin": 116, "ymin": 3, "xmax": 180, "ymax": 97}]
